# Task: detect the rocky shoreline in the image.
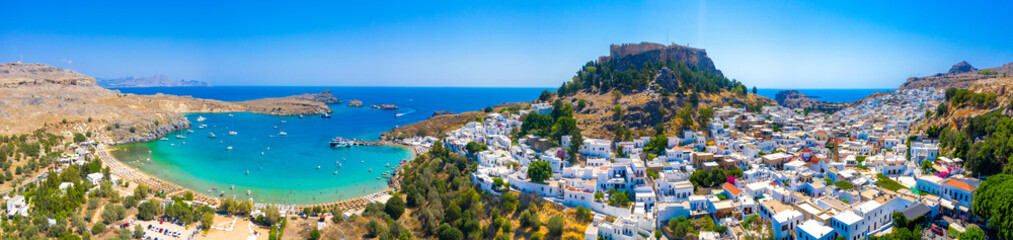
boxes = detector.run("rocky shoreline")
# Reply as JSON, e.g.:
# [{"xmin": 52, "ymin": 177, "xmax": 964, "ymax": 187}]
[{"xmin": 0, "ymin": 62, "xmax": 340, "ymax": 144}]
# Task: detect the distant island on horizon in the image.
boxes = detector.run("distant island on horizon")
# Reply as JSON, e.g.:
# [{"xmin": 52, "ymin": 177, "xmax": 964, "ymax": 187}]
[{"xmin": 97, "ymin": 73, "xmax": 210, "ymax": 88}]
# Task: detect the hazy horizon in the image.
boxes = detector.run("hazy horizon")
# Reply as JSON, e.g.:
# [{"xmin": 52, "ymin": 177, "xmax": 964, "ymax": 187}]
[{"xmin": 3, "ymin": 0, "xmax": 1012, "ymax": 89}]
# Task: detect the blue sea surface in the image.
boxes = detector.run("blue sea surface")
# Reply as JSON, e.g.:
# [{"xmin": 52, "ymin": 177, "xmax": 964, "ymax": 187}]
[
  {"xmin": 110, "ymin": 86, "xmax": 549, "ymax": 204},
  {"xmin": 755, "ymin": 88, "xmax": 894, "ymax": 103}
]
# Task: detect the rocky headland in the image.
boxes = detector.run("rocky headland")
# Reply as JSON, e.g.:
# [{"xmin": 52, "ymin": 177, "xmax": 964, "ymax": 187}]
[
  {"xmin": 0, "ymin": 62, "xmax": 337, "ymax": 144},
  {"xmin": 774, "ymin": 90, "xmax": 846, "ymax": 112}
]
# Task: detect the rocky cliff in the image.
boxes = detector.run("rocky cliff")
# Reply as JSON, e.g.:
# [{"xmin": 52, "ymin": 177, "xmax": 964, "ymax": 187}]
[
  {"xmin": 774, "ymin": 90, "xmax": 846, "ymax": 112},
  {"xmin": 0, "ymin": 62, "xmax": 335, "ymax": 144},
  {"xmin": 97, "ymin": 74, "xmax": 210, "ymax": 88}
]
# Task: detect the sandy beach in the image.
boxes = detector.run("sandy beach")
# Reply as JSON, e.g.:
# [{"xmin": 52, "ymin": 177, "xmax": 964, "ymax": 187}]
[{"xmin": 99, "ymin": 143, "xmax": 400, "ymax": 214}]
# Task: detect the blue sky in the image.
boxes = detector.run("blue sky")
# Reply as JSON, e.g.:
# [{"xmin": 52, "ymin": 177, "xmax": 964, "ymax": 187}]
[{"xmin": 2, "ymin": 0, "xmax": 1011, "ymax": 88}]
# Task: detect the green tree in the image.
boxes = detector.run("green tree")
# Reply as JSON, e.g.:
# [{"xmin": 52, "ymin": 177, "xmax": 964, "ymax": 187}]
[
  {"xmin": 73, "ymin": 133, "xmax": 87, "ymax": 143},
  {"xmin": 137, "ymin": 201, "xmax": 161, "ymax": 220},
  {"xmin": 499, "ymin": 192, "xmax": 518, "ymax": 214},
  {"xmin": 464, "ymin": 141, "xmax": 488, "ymax": 155},
  {"xmin": 438, "ymin": 223, "xmax": 463, "ymax": 240},
  {"xmin": 91, "ymin": 223, "xmax": 106, "ymax": 235},
  {"xmin": 527, "ymin": 161, "xmax": 552, "ymax": 183},
  {"xmin": 366, "ymin": 219, "xmax": 385, "ymax": 238},
  {"xmin": 547, "ymin": 215, "xmax": 565, "ymax": 237},
  {"xmin": 385, "ymin": 194, "xmax": 405, "ymax": 219},
  {"xmin": 484, "ymin": 106, "xmax": 494, "ymax": 113},
  {"xmin": 972, "ymin": 174, "xmax": 1013, "ymax": 240},
  {"xmin": 309, "ymin": 228, "xmax": 321, "ymax": 240},
  {"xmin": 752, "ymin": 86, "xmax": 758, "ymax": 94},
  {"xmin": 960, "ymin": 225, "xmax": 985, "ymax": 240},
  {"xmin": 133, "ymin": 225, "xmax": 143, "ymax": 239},
  {"xmin": 201, "ymin": 212, "xmax": 215, "ymax": 233},
  {"xmin": 834, "ymin": 180, "xmax": 854, "ymax": 190}
]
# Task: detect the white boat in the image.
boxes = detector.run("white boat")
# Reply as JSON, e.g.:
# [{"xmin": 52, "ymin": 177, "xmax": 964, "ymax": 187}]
[
  {"xmin": 226, "ymin": 146, "xmax": 233, "ymax": 150},
  {"xmin": 317, "ymin": 165, "xmax": 321, "ymax": 169},
  {"xmin": 261, "ymin": 152, "xmax": 265, "ymax": 155},
  {"xmin": 159, "ymin": 137, "xmax": 168, "ymax": 141},
  {"xmin": 199, "ymin": 124, "xmax": 207, "ymax": 129},
  {"xmin": 228, "ymin": 131, "xmax": 238, "ymax": 136},
  {"xmin": 231, "ymin": 185, "xmax": 235, "ymax": 189},
  {"xmin": 368, "ymin": 168, "xmax": 372, "ymax": 172},
  {"xmin": 176, "ymin": 135, "xmax": 186, "ymax": 139},
  {"xmin": 186, "ymin": 129, "xmax": 194, "ymax": 134},
  {"xmin": 278, "ymin": 131, "xmax": 287, "ymax": 136},
  {"xmin": 273, "ymin": 125, "xmax": 278, "ymax": 129},
  {"xmin": 246, "ymin": 190, "xmax": 251, "ymax": 195},
  {"xmin": 196, "ymin": 116, "xmax": 206, "ymax": 122},
  {"xmin": 338, "ymin": 163, "xmax": 342, "ymax": 167},
  {"xmin": 299, "ymin": 114, "xmax": 304, "ymax": 119},
  {"xmin": 333, "ymin": 171, "xmax": 337, "ymax": 175},
  {"xmin": 280, "ymin": 120, "xmax": 287, "ymax": 124},
  {"xmin": 208, "ymin": 132, "xmax": 216, "ymax": 138},
  {"xmin": 228, "ymin": 113, "xmax": 233, "ymax": 117}
]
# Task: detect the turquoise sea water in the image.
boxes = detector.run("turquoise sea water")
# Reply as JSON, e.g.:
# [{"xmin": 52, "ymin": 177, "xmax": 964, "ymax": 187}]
[
  {"xmin": 110, "ymin": 86, "xmax": 550, "ymax": 204},
  {"xmin": 755, "ymin": 88, "xmax": 894, "ymax": 103}
]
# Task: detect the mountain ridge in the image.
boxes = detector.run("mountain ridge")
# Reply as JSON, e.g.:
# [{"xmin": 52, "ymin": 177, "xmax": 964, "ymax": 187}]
[{"xmin": 97, "ymin": 73, "xmax": 210, "ymax": 88}]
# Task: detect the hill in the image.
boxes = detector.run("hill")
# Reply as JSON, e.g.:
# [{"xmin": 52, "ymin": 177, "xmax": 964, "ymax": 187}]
[
  {"xmin": 899, "ymin": 61, "xmax": 1013, "ymax": 90},
  {"xmin": 553, "ymin": 42, "xmax": 773, "ymax": 140},
  {"xmin": 97, "ymin": 74, "xmax": 210, "ymax": 88},
  {"xmin": 0, "ymin": 62, "xmax": 336, "ymax": 144}
]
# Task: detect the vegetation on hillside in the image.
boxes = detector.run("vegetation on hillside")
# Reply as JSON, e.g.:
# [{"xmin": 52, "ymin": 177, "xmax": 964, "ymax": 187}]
[
  {"xmin": 972, "ymin": 174, "xmax": 1013, "ymax": 240},
  {"xmin": 371, "ymin": 142, "xmax": 589, "ymax": 240},
  {"xmin": 558, "ymin": 59, "xmax": 745, "ymax": 95},
  {"xmin": 945, "ymin": 87, "xmax": 997, "ymax": 109}
]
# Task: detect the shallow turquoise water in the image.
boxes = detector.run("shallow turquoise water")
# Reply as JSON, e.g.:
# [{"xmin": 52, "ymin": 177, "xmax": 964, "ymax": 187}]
[{"xmin": 113, "ymin": 108, "xmax": 413, "ymax": 204}]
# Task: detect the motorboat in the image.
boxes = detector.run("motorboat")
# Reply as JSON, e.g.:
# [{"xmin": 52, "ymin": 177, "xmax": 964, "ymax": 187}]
[
  {"xmin": 278, "ymin": 131, "xmax": 287, "ymax": 136},
  {"xmin": 208, "ymin": 132, "xmax": 216, "ymax": 138},
  {"xmin": 175, "ymin": 135, "xmax": 186, "ymax": 139},
  {"xmin": 226, "ymin": 146, "xmax": 233, "ymax": 150},
  {"xmin": 228, "ymin": 131, "xmax": 238, "ymax": 136},
  {"xmin": 196, "ymin": 116, "xmax": 206, "ymax": 122},
  {"xmin": 321, "ymin": 113, "xmax": 331, "ymax": 118},
  {"xmin": 330, "ymin": 137, "xmax": 352, "ymax": 148}
]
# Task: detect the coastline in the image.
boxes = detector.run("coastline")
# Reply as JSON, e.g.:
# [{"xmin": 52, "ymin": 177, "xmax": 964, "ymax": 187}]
[{"xmin": 102, "ymin": 139, "xmax": 416, "ymax": 212}]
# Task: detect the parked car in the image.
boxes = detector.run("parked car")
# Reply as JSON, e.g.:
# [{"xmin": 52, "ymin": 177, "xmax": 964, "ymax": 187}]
[{"xmin": 931, "ymin": 226, "xmax": 945, "ymax": 235}]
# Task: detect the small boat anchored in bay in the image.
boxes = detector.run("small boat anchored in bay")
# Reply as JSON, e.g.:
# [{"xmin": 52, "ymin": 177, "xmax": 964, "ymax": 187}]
[{"xmin": 329, "ymin": 137, "xmax": 352, "ymax": 148}]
